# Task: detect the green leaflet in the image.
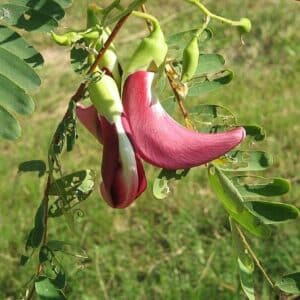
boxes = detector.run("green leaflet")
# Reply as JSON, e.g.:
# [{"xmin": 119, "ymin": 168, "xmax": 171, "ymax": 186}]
[
  {"xmin": 0, "ymin": 1, "xmax": 71, "ymax": 140},
  {"xmin": 0, "ymin": 105, "xmax": 21, "ymax": 140},
  {"xmin": 189, "ymin": 103, "xmax": 236, "ymax": 133},
  {"xmin": 0, "ymin": 74, "xmax": 35, "ymax": 115},
  {"xmin": 18, "ymin": 160, "xmax": 47, "ymax": 177},
  {"xmin": 188, "ymin": 69, "xmax": 233, "ymax": 97},
  {"xmin": 0, "ymin": 48, "xmax": 40, "ymax": 91},
  {"xmin": 48, "ymin": 170, "xmax": 95, "ymax": 218},
  {"xmin": 242, "ymin": 125, "xmax": 266, "ymax": 141},
  {"xmin": 35, "ymin": 276, "xmax": 66, "ymax": 300},
  {"xmin": 153, "ymin": 169, "xmax": 190, "ymax": 200},
  {"xmin": 238, "ymin": 259, "xmax": 255, "ymax": 300},
  {"xmin": 0, "ymin": 0, "xmax": 72, "ymax": 32},
  {"xmin": 49, "ymin": 170, "xmax": 95, "ymax": 196},
  {"xmin": 275, "ymin": 272, "xmax": 300, "ymax": 294},
  {"xmin": 231, "ymin": 176, "xmax": 290, "ymax": 198},
  {"xmin": 0, "ymin": 25, "xmax": 43, "ymax": 68},
  {"xmin": 208, "ymin": 165, "xmax": 270, "ymax": 238},
  {"xmin": 219, "ymin": 150, "xmax": 273, "ymax": 172},
  {"xmin": 245, "ymin": 200, "xmax": 299, "ymax": 224},
  {"xmin": 195, "ymin": 54, "xmax": 225, "ymax": 76},
  {"xmin": 230, "ymin": 219, "xmax": 254, "ymax": 272}
]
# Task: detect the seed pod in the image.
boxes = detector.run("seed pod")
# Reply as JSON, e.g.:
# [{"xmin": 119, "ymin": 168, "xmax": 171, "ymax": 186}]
[
  {"xmin": 125, "ymin": 22, "xmax": 168, "ymax": 77},
  {"xmin": 181, "ymin": 36, "xmax": 199, "ymax": 83},
  {"xmin": 88, "ymin": 72, "xmax": 123, "ymax": 123}
]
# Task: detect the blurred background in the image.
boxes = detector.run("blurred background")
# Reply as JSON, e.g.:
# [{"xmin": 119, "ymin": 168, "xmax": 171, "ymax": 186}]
[{"xmin": 0, "ymin": 0, "xmax": 299, "ymax": 299}]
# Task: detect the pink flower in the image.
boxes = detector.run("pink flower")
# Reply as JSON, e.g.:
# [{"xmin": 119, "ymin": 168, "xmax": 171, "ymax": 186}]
[{"xmin": 77, "ymin": 71, "xmax": 245, "ymax": 209}]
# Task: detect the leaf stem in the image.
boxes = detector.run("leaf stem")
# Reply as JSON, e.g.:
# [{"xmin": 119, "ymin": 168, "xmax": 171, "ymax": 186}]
[
  {"xmin": 195, "ymin": 15, "xmax": 210, "ymax": 38},
  {"xmin": 140, "ymin": 4, "xmax": 152, "ymax": 31},
  {"xmin": 132, "ymin": 10, "xmax": 158, "ymax": 25},
  {"xmin": 235, "ymin": 225, "xmax": 274, "ymax": 288},
  {"xmin": 186, "ymin": 0, "xmax": 241, "ymax": 26}
]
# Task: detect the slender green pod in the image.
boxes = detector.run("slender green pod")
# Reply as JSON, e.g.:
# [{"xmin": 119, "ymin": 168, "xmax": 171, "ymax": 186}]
[
  {"xmin": 125, "ymin": 19, "xmax": 168, "ymax": 77},
  {"xmin": 181, "ymin": 35, "xmax": 199, "ymax": 83}
]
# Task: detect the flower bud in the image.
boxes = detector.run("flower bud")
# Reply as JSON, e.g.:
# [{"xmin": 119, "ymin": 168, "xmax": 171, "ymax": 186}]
[
  {"xmin": 125, "ymin": 22, "xmax": 168, "ymax": 77},
  {"xmin": 51, "ymin": 31, "xmax": 82, "ymax": 46},
  {"xmin": 181, "ymin": 36, "xmax": 199, "ymax": 83}
]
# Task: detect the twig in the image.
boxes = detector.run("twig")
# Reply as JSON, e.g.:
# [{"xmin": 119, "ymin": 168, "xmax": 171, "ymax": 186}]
[
  {"xmin": 235, "ymin": 225, "xmax": 274, "ymax": 288},
  {"xmin": 140, "ymin": 4, "xmax": 152, "ymax": 31},
  {"xmin": 165, "ymin": 64, "xmax": 191, "ymax": 127}
]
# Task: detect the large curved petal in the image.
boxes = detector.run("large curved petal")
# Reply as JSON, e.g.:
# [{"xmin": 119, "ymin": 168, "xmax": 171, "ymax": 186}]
[
  {"xmin": 100, "ymin": 116, "xmax": 147, "ymax": 208},
  {"xmin": 122, "ymin": 71, "xmax": 246, "ymax": 170}
]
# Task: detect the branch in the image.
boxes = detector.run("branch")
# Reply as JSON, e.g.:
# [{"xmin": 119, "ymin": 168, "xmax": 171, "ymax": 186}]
[{"xmin": 25, "ymin": 11, "xmax": 131, "ymax": 300}]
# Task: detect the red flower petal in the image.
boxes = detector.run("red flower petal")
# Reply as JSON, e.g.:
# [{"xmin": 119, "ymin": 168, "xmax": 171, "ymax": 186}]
[
  {"xmin": 122, "ymin": 71, "xmax": 246, "ymax": 170},
  {"xmin": 76, "ymin": 104, "xmax": 103, "ymax": 143},
  {"xmin": 100, "ymin": 117, "xmax": 147, "ymax": 208}
]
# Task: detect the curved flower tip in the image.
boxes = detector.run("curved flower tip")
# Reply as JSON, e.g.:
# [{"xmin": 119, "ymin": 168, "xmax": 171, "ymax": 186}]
[
  {"xmin": 100, "ymin": 116, "xmax": 147, "ymax": 208},
  {"xmin": 122, "ymin": 71, "xmax": 246, "ymax": 170},
  {"xmin": 76, "ymin": 104, "xmax": 102, "ymax": 143}
]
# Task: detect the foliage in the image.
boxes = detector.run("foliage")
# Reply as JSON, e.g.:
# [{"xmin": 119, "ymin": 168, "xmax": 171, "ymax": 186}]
[{"xmin": 0, "ymin": 0, "xmax": 299, "ymax": 299}]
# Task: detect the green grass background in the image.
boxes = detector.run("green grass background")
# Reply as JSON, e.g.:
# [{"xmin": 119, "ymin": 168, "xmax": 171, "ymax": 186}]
[{"xmin": 0, "ymin": 0, "xmax": 299, "ymax": 299}]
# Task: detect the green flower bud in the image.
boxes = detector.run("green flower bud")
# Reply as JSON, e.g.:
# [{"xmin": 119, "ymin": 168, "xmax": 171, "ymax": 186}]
[
  {"xmin": 237, "ymin": 18, "xmax": 252, "ymax": 34},
  {"xmin": 181, "ymin": 36, "xmax": 199, "ymax": 83},
  {"xmin": 88, "ymin": 72, "xmax": 123, "ymax": 123},
  {"xmin": 125, "ymin": 22, "xmax": 168, "ymax": 77},
  {"xmin": 51, "ymin": 31, "xmax": 82, "ymax": 46}
]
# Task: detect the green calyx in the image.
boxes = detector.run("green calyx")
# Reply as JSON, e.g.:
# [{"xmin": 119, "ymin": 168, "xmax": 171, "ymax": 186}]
[
  {"xmin": 181, "ymin": 36, "xmax": 200, "ymax": 83},
  {"xmin": 88, "ymin": 72, "xmax": 123, "ymax": 123},
  {"xmin": 124, "ymin": 21, "xmax": 168, "ymax": 77}
]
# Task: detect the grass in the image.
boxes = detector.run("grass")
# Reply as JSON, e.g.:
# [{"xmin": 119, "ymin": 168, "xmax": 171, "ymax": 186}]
[{"xmin": 0, "ymin": 0, "xmax": 300, "ymax": 299}]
